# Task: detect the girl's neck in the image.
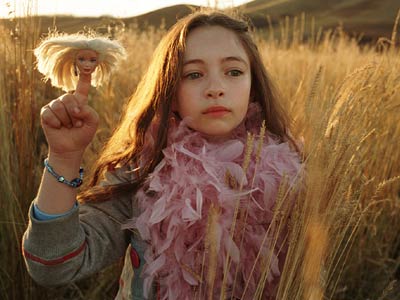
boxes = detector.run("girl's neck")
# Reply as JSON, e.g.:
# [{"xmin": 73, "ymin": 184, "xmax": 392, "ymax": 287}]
[{"xmin": 200, "ymin": 132, "xmax": 235, "ymax": 143}]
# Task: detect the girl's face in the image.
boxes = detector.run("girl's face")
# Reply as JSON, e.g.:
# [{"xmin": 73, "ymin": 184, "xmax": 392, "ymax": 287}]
[
  {"xmin": 75, "ymin": 49, "xmax": 99, "ymax": 75},
  {"xmin": 176, "ymin": 25, "xmax": 251, "ymax": 137}
]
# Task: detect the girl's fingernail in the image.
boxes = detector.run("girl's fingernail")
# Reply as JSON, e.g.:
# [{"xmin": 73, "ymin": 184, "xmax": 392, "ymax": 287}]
[
  {"xmin": 75, "ymin": 121, "xmax": 82, "ymax": 127},
  {"xmin": 74, "ymin": 107, "xmax": 80, "ymax": 113}
]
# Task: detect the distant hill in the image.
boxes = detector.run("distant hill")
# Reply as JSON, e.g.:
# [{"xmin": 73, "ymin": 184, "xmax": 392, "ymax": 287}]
[
  {"xmin": 241, "ymin": 0, "xmax": 399, "ymax": 42},
  {"xmin": 2, "ymin": 0, "xmax": 398, "ymax": 43},
  {"xmin": 124, "ymin": 4, "xmax": 198, "ymax": 29},
  {"xmin": 0, "ymin": 5, "xmax": 200, "ymax": 37}
]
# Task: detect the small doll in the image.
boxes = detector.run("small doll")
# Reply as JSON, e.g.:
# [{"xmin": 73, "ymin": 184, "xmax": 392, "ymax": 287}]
[{"xmin": 34, "ymin": 33, "xmax": 126, "ymax": 94}]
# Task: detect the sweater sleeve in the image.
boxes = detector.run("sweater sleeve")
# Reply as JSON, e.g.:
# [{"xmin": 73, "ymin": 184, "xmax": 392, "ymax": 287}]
[{"xmin": 22, "ymin": 170, "xmax": 134, "ymax": 287}]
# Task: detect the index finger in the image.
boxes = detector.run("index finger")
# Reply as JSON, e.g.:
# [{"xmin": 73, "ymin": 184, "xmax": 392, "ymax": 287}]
[{"xmin": 73, "ymin": 76, "xmax": 91, "ymax": 104}]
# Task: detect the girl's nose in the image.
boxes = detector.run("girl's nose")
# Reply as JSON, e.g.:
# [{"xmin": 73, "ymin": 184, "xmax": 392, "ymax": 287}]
[
  {"xmin": 206, "ymin": 89, "xmax": 224, "ymax": 98},
  {"xmin": 205, "ymin": 77, "xmax": 224, "ymax": 99}
]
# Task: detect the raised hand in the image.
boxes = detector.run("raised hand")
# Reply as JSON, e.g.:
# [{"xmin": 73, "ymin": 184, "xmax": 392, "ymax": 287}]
[
  {"xmin": 37, "ymin": 66, "xmax": 100, "ymax": 213},
  {"xmin": 33, "ymin": 37, "xmax": 125, "ymax": 213},
  {"xmin": 41, "ymin": 71, "xmax": 99, "ymax": 160}
]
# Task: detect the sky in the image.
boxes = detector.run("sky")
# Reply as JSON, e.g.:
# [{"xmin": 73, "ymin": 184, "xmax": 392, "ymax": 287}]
[{"xmin": 1, "ymin": 0, "xmax": 253, "ymax": 18}]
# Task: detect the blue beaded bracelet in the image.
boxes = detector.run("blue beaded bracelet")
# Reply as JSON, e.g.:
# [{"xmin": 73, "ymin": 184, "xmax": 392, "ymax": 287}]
[{"xmin": 44, "ymin": 158, "xmax": 84, "ymax": 188}]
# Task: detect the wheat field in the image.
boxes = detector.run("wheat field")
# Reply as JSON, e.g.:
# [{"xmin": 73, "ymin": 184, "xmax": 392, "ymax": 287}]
[{"xmin": 0, "ymin": 7, "xmax": 399, "ymax": 300}]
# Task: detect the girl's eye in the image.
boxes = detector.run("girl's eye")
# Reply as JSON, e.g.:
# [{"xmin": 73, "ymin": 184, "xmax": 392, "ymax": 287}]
[
  {"xmin": 185, "ymin": 72, "xmax": 202, "ymax": 80},
  {"xmin": 228, "ymin": 69, "xmax": 243, "ymax": 77},
  {"xmin": 90, "ymin": 58, "xmax": 97, "ymax": 63}
]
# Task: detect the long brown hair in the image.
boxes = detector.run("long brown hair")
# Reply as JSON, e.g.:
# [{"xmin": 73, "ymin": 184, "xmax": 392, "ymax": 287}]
[{"xmin": 80, "ymin": 10, "xmax": 296, "ymax": 202}]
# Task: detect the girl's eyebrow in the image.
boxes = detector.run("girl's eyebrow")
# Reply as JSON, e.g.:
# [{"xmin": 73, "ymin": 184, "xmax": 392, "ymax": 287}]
[
  {"xmin": 221, "ymin": 56, "xmax": 248, "ymax": 65},
  {"xmin": 183, "ymin": 56, "xmax": 248, "ymax": 66}
]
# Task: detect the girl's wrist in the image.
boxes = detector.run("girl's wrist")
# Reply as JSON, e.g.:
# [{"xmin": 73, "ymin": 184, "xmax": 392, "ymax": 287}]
[
  {"xmin": 47, "ymin": 152, "xmax": 83, "ymax": 171},
  {"xmin": 38, "ymin": 154, "xmax": 83, "ymax": 214},
  {"xmin": 48, "ymin": 149, "xmax": 84, "ymax": 160}
]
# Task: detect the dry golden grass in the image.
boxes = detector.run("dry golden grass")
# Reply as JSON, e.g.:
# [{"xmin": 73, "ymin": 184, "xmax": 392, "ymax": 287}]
[
  {"xmin": 1, "ymin": 8, "xmax": 399, "ymax": 300},
  {"xmin": 268, "ymin": 17, "xmax": 400, "ymax": 299}
]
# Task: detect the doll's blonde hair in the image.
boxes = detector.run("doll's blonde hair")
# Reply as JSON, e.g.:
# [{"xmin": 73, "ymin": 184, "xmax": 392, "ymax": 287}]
[{"xmin": 34, "ymin": 33, "xmax": 126, "ymax": 91}]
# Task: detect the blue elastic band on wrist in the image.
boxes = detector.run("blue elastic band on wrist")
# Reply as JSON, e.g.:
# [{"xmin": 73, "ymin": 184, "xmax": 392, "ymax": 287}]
[{"xmin": 33, "ymin": 202, "xmax": 78, "ymax": 220}]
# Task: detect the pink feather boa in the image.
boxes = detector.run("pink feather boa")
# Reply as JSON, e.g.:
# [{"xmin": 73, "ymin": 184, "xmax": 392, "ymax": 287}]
[{"xmin": 125, "ymin": 104, "xmax": 302, "ymax": 299}]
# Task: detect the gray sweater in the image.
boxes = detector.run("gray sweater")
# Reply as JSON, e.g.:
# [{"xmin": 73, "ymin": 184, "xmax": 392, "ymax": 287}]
[{"xmin": 22, "ymin": 170, "xmax": 155, "ymax": 299}]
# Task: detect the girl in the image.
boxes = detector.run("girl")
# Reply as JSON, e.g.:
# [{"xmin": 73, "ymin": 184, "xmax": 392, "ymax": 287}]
[{"xmin": 22, "ymin": 10, "xmax": 302, "ymax": 300}]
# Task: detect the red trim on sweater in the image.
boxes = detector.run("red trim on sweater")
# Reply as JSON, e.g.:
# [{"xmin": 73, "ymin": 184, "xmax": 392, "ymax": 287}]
[{"xmin": 23, "ymin": 241, "xmax": 86, "ymax": 265}]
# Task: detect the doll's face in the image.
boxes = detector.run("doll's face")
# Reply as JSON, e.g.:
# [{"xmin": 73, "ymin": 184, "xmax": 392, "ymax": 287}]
[
  {"xmin": 176, "ymin": 25, "xmax": 251, "ymax": 137},
  {"xmin": 75, "ymin": 49, "xmax": 99, "ymax": 75}
]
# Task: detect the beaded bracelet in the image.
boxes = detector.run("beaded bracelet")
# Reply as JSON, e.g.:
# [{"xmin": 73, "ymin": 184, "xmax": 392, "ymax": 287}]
[{"xmin": 44, "ymin": 158, "xmax": 84, "ymax": 188}]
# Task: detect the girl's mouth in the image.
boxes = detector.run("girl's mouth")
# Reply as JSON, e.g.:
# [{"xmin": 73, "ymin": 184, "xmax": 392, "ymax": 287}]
[
  {"xmin": 203, "ymin": 105, "xmax": 230, "ymax": 115},
  {"xmin": 203, "ymin": 106, "xmax": 231, "ymax": 117}
]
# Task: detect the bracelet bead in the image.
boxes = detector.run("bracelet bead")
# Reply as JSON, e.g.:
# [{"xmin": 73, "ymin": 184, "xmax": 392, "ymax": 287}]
[{"xmin": 44, "ymin": 158, "xmax": 84, "ymax": 188}]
